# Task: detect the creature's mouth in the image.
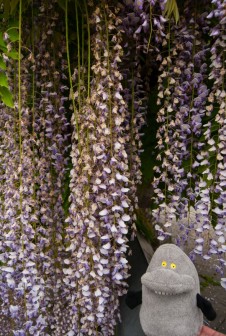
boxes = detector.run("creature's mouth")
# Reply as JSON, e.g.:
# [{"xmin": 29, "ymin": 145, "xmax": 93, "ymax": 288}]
[
  {"xmin": 141, "ymin": 269, "xmax": 195, "ymax": 296},
  {"xmin": 153, "ymin": 291, "xmax": 180, "ymax": 296}
]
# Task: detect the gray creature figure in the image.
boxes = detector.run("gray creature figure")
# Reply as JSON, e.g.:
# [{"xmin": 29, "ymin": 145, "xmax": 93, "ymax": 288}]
[{"xmin": 126, "ymin": 244, "xmax": 216, "ymax": 336}]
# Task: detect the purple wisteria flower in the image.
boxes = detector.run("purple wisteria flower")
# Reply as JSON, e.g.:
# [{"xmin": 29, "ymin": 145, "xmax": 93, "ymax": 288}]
[
  {"xmin": 0, "ymin": 0, "xmax": 71, "ymax": 334},
  {"xmin": 134, "ymin": 0, "xmax": 144, "ymax": 10},
  {"xmin": 32, "ymin": 1, "xmax": 71, "ymax": 332},
  {"xmin": 0, "ymin": 58, "xmax": 48, "ymax": 334},
  {"xmin": 153, "ymin": 1, "xmax": 213, "ymax": 249},
  {"xmin": 202, "ymin": 0, "xmax": 226, "ymax": 270},
  {"xmin": 62, "ymin": 4, "xmax": 133, "ymax": 335},
  {"xmin": 152, "ymin": 0, "xmax": 225, "ymax": 283}
]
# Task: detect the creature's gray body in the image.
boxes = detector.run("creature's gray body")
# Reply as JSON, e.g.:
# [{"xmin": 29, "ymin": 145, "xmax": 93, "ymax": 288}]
[{"xmin": 140, "ymin": 244, "xmax": 203, "ymax": 336}]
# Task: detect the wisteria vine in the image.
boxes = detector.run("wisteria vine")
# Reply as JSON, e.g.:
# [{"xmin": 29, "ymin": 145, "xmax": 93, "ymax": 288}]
[{"xmin": 153, "ymin": 0, "xmax": 226, "ymax": 283}]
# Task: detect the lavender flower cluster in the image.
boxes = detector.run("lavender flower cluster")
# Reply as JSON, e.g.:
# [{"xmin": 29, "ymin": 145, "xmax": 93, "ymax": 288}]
[
  {"xmin": 119, "ymin": 0, "xmax": 169, "ymax": 214},
  {"xmin": 59, "ymin": 4, "xmax": 135, "ymax": 335},
  {"xmin": 152, "ymin": 0, "xmax": 225, "ymax": 279},
  {"xmin": 201, "ymin": 0, "xmax": 226, "ymax": 271},
  {"xmin": 33, "ymin": 2, "xmax": 70, "ymax": 330},
  {"xmin": 0, "ymin": 0, "xmax": 146, "ymax": 333},
  {"xmin": 0, "ymin": 1, "xmax": 70, "ymax": 334},
  {"xmin": 0, "ymin": 57, "xmax": 48, "ymax": 335}
]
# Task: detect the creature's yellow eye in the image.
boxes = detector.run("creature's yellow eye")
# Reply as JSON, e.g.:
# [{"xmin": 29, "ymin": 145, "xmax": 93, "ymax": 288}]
[
  {"xmin": 171, "ymin": 263, "xmax": 176, "ymax": 269},
  {"xmin": 162, "ymin": 261, "xmax": 167, "ymax": 267}
]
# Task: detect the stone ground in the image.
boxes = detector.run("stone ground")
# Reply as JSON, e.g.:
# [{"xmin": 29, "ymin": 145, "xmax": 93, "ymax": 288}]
[{"xmin": 117, "ymin": 235, "xmax": 226, "ymax": 336}]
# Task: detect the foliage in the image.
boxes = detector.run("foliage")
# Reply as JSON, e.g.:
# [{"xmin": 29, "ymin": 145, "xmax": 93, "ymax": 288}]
[
  {"xmin": 0, "ymin": 25, "xmax": 17, "ymax": 107},
  {"xmin": 163, "ymin": 0, "xmax": 179, "ymax": 23},
  {"xmin": 199, "ymin": 274, "xmax": 221, "ymax": 288}
]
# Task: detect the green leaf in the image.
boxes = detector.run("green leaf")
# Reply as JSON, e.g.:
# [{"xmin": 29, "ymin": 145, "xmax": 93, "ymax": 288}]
[
  {"xmin": 7, "ymin": 28, "xmax": 19, "ymax": 42},
  {"xmin": 0, "ymin": 33, "xmax": 7, "ymax": 52},
  {"xmin": 10, "ymin": 0, "xmax": 20, "ymax": 14},
  {"xmin": 8, "ymin": 18, "xmax": 19, "ymax": 29},
  {"xmin": 0, "ymin": 56, "xmax": 6, "ymax": 70},
  {"xmin": 163, "ymin": 0, "xmax": 180, "ymax": 23},
  {"xmin": 57, "ymin": 0, "xmax": 66, "ymax": 11},
  {"xmin": 173, "ymin": 2, "xmax": 179, "ymax": 23},
  {"xmin": 22, "ymin": 0, "xmax": 32, "ymax": 13},
  {"xmin": 0, "ymin": 72, "xmax": 8, "ymax": 87},
  {"xmin": 6, "ymin": 50, "xmax": 19, "ymax": 60},
  {"xmin": 163, "ymin": 0, "xmax": 174, "ymax": 17},
  {"xmin": 168, "ymin": 0, "xmax": 175, "ymax": 17},
  {"xmin": 0, "ymin": 86, "xmax": 14, "ymax": 107},
  {"xmin": 2, "ymin": 0, "xmax": 10, "ymax": 19},
  {"xmin": 163, "ymin": 0, "xmax": 170, "ymax": 15}
]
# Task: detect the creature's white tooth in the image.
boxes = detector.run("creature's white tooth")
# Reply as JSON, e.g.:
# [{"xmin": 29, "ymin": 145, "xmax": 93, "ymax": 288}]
[
  {"xmin": 155, "ymin": 291, "xmax": 158, "ymax": 294},
  {"xmin": 162, "ymin": 292, "xmax": 165, "ymax": 295},
  {"xmin": 158, "ymin": 291, "xmax": 161, "ymax": 295}
]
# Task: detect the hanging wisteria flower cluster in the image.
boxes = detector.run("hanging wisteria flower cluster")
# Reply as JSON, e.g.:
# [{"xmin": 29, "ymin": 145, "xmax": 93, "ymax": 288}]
[
  {"xmin": 0, "ymin": 0, "xmax": 226, "ymax": 334},
  {"xmin": 0, "ymin": 0, "xmax": 70, "ymax": 334},
  {"xmin": 152, "ymin": 0, "xmax": 226, "ymax": 281},
  {"xmin": 59, "ymin": 3, "xmax": 134, "ymax": 335}
]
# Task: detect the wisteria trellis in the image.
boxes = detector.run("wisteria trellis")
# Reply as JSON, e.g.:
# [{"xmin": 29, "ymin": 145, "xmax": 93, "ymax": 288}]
[{"xmin": 0, "ymin": 0, "xmax": 225, "ymax": 335}]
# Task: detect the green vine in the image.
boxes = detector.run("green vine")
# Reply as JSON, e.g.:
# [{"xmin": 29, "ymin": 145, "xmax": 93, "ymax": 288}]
[{"xmin": 65, "ymin": 0, "xmax": 80, "ymax": 150}]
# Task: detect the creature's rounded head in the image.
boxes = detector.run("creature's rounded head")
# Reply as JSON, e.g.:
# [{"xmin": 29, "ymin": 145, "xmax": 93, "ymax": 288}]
[
  {"xmin": 140, "ymin": 244, "xmax": 203, "ymax": 336},
  {"xmin": 142, "ymin": 244, "xmax": 200, "ymax": 296}
]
